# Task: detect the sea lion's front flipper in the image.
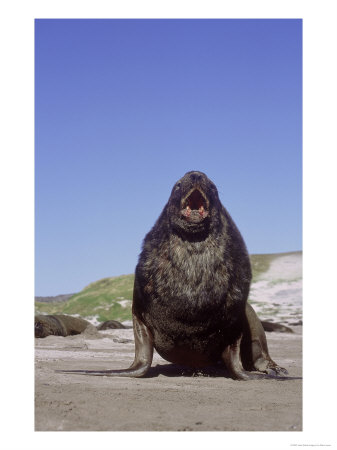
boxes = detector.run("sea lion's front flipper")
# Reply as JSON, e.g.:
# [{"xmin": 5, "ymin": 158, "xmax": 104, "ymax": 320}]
[
  {"xmin": 241, "ymin": 303, "xmax": 288, "ymax": 376},
  {"xmin": 56, "ymin": 314, "xmax": 153, "ymax": 377}
]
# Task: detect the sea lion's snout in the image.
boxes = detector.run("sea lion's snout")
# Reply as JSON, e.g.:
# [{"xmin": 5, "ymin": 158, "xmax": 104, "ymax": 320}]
[
  {"xmin": 179, "ymin": 171, "xmax": 210, "ymax": 222},
  {"xmin": 188, "ymin": 171, "xmax": 204, "ymax": 185}
]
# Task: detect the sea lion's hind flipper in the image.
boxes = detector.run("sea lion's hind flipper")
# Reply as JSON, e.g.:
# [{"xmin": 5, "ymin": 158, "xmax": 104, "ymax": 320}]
[
  {"xmin": 264, "ymin": 361, "xmax": 288, "ymax": 376},
  {"xmin": 242, "ymin": 303, "xmax": 288, "ymax": 376},
  {"xmin": 221, "ymin": 335, "xmax": 258, "ymax": 380},
  {"xmin": 221, "ymin": 337, "xmax": 300, "ymax": 380},
  {"xmin": 251, "ymin": 345, "xmax": 289, "ymax": 376},
  {"xmin": 56, "ymin": 315, "xmax": 154, "ymax": 378}
]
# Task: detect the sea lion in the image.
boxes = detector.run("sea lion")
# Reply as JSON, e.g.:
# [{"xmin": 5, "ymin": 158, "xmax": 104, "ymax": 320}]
[
  {"xmin": 35, "ymin": 315, "xmax": 127, "ymax": 337},
  {"xmin": 58, "ymin": 171, "xmax": 288, "ymax": 380},
  {"xmin": 97, "ymin": 320, "xmax": 126, "ymax": 330},
  {"xmin": 261, "ymin": 321, "xmax": 294, "ymax": 333},
  {"xmin": 35, "ymin": 314, "xmax": 91, "ymax": 338}
]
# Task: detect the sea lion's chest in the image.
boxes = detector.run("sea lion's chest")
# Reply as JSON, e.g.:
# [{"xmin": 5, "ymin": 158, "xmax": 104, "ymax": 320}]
[
  {"xmin": 135, "ymin": 235, "xmax": 236, "ymax": 365},
  {"xmin": 139, "ymin": 234, "xmax": 231, "ymax": 322}
]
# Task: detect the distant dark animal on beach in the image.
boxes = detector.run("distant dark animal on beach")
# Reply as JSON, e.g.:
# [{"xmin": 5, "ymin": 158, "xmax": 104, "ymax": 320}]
[
  {"xmin": 57, "ymin": 171, "xmax": 289, "ymax": 380},
  {"xmin": 261, "ymin": 321, "xmax": 293, "ymax": 333},
  {"xmin": 97, "ymin": 320, "xmax": 126, "ymax": 330},
  {"xmin": 35, "ymin": 315, "xmax": 91, "ymax": 338},
  {"xmin": 35, "ymin": 315, "xmax": 126, "ymax": 338}
]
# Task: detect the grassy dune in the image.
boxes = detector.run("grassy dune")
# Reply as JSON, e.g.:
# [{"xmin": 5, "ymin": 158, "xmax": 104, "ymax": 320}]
[
  {"xmin": 250, "ymin": 251, "xmax": 300, "ymax": 280},
  {"xmin": 35, "ymin": 274, "xmax": 134, "ymax": 323},
  {"xmin": 35, "ymin": 251, "xmax": 301, "ymax": 323}
]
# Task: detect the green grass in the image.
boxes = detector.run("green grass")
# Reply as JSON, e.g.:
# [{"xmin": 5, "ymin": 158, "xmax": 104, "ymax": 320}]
[
  {"xmin": 35, "ymin": 252, "xmax": 301, "ymax": 323},
  {"xmin": 250, "ymin": 250, "xmax": 301, "ymax": 281},
  {"xmin": 35, "ymin": 274, "xmax": 135, "ymax": 322}
]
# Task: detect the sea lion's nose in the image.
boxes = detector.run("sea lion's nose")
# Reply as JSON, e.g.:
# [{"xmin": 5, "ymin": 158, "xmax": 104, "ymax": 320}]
[{"xmin": 189, "ymin": 172, "xmax": 203, "ymax": 184}]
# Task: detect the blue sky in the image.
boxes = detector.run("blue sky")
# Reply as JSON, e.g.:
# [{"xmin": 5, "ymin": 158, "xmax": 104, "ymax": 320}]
[{"xmin": 35, "ymin": 19, "xmax": 302, "ymax": 296}]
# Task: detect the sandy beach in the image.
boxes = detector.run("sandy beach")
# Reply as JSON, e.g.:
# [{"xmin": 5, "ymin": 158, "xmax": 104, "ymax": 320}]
[{"xmin": 35, "ymin": 324, "xmax": 302, "ymax": 432}]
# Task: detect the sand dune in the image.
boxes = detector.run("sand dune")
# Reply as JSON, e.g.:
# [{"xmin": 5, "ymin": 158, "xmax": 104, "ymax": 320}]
[{"xmin": 249, "ymin": 252, "xmax": 302, "ymax": 325}]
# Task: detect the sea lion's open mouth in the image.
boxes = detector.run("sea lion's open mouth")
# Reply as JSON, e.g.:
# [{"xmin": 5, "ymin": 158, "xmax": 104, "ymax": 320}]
[{"xmin": 181, "ymin": 188, "xmax": 209, "ymax": 222}]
